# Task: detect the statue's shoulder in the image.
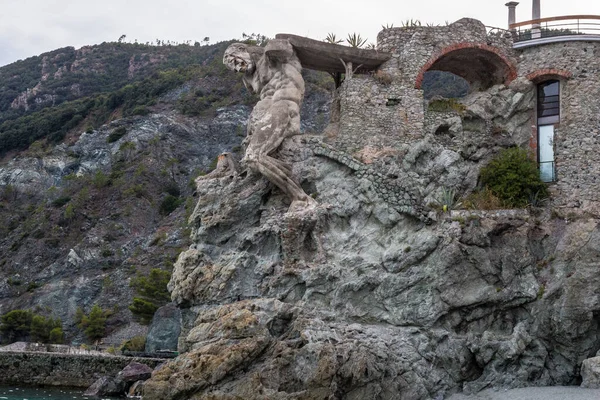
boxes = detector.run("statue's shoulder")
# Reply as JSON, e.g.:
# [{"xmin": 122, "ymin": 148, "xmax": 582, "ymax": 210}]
[{"xmin": 265, "ymin": 39, "xmax": 294, "ymax": 63}]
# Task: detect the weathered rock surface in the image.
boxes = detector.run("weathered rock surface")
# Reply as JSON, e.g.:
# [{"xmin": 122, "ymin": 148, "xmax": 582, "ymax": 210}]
[
  {"xmin": 142, "ymin": 86, "xmax": 600, "ymax": 398},
  {"xmin": 581, "ymin": 356, "xmax": 600, "ymax": 388},
  {"xmin": 0, "ymin": 79, "xmax": 330, "ymax": 339},
  {"xmin": 129, "ymin": 380, "xmax": 145, "ymax": 397},
  {"xmin": 118, "ymin": 361, "xmax": 154, "ymax": 382},
  {"xmin": 84, "ymin": 376, "xmax": 126, "ymax": 397},
  {"xmin": 145, "ymin": 303, "xmax": 182, "ymax": 353}
]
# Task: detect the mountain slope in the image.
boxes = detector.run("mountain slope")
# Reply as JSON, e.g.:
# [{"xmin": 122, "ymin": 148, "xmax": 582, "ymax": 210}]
[{"xmin": 0, "ymin": 40, "xmax": 333, "ymax": 344}]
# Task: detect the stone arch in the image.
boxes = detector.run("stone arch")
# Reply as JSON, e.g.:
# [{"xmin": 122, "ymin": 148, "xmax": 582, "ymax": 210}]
[
  {"xmin": 415, "ymin": 43, "xmax": 517, "ymax": 90},
  {"xmin": 526, "ymin": 68, "xmax": 572, "ymax": 83}
]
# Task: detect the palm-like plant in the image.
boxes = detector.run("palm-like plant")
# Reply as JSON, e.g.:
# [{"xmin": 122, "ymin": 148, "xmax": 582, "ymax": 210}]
[
  {"xmin": 346, "ymin": 33, "xmax": 368, "ymax": 48},
  {"xmin": 324, "ymin": 33, "xmax": 343, "ymax": 44}
]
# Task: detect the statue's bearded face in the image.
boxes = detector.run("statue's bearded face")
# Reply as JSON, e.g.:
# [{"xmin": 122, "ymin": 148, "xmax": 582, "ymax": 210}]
[{"xmin": 223, "ymin": 44, "xmax": 254, "ymax": 73}]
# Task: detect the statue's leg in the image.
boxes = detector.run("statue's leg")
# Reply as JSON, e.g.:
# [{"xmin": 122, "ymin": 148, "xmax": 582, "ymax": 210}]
[
  {"xmin": 256, "ymin": 154, "xmax": 314, "ymax": 202},
  {"xmin": 245, "ymin": 100, "xmax": 315, "ymax": 206}
]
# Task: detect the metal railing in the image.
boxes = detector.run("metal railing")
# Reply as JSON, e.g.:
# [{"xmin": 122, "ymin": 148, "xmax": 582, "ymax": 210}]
[
  {"xmin": 486, "ymin": 26, "xmax": 513, "ymax": 36},
  {"xmin": 509, "ymin": 15, "xmax": 600, "ymax": 42}
]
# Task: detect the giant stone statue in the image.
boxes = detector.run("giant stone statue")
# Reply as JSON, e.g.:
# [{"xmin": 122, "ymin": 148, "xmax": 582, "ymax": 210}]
[{"xmin": 223, "ymin": 40, "xmax": 316, "ymax": 210}]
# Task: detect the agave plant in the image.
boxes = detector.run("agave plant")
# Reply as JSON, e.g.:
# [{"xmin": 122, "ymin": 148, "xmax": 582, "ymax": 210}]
[
  {"xmin": 324, "ymin": 33, "xmax": 343, "ymax": 44},
  {"xmin": 528, "ymin": 190, "xmax": 549, "ymax": 208},
  {"xmin": 401, "ymin": 19, "xmax": 422, "ymax": 27},
  {"xmin": 346, "ymin": 33, "xmax": 368, "ymax": 48},
  {"xmin": 435, "ymin": 187, "xmax": 462, "ymax": 212}
]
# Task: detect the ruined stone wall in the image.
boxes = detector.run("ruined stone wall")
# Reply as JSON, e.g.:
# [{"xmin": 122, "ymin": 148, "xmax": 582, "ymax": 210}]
[
  {"xmin": 334, "ymin": 18, "xmax": 516, "ymax": 167},
  {"xmin": 516, "ymin": 41, "xmax": 600, "ymax": 211},
  {"xmin": 333, "ymin": 77, "xmax": 424, "ymax": 157},
  {"xmin": 0, "ymin": 352, "xmax": 163, "ymax": 387},
  {"xmin": 376, "ymin": 19, "xmax": 514, "ymax": 86}
]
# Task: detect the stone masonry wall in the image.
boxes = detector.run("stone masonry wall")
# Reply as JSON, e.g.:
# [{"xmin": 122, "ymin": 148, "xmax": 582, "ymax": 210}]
[
  {"xmin": 335, "ymin": 17, "xmax": 600, "ymax": 213},
  {"xmin": 517, "ymin": 41, "xmax": 600, "ymax": 211},
  {"xmin": 335, "ymin": 18, "xmax": 516, "ymax": 168},
  {"xmin": 377, "ymin": 18, "xmax": 515, "ymax": 86},
  {"xmin": 334, "ymin": 77, "xmax": 424, "ymax": 156},
  {"xmin": 0, "ymin": 352, "xmax": 163, "ymax": 387}
]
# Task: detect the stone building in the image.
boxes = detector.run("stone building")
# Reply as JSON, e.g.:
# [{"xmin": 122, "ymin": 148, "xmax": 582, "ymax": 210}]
[{"xmin": 284, "ymin": 4, "xmax": 600, "ymax": 213}]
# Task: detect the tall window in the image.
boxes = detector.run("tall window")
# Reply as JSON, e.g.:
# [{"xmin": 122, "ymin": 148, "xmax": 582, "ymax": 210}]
[{"xmin": 537, "ymin": 80, "xmax": 559, "ymax": 182}]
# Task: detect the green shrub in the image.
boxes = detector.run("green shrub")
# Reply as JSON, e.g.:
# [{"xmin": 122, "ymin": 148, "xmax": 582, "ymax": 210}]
[
  {"xmin": 64, "ymin": 203, "xmax": 75, "ymax": 220},
  {"xmin": 121, "ymin": 335, "xmax": 147, "ymax": 352},
  {"xmin": 48, "ymin": 327, "xmax": 64, "ymax": 344},
  {"xmin": 480, "ymin": 147, "xmax": 548, "ymax": 208},
  {"xmin": 0, "ymin": 310, "xmax": 62, "ymax": 344},
  {"xmin": 0, "ymin": 310, "xmax": 33, "ymax": 343},
  {"xmin": 78, "ymin": 304, "xmax": 107, "ymax": 342},
  {"xmin": 51, "ymin": 196, "xmax": 71, "ymax": 207},
  {"xmin": 129, "ymin": 298, "xmax": 159, "ymax": 324},
  {"xmin": 129, "ymin": 269, "xmax": 171, "ymax": 324},
  {"xmin": 107, "ymin": 127, "xmax": 127, "ymax": 143},
  {"xmin": 130, "ymin": 105, "xmax": 149, "ymax": 116},
  {"xmin": 27, "ymin": 282, "xmax": 42, "ymax": 292},
  {"xmin": 30, "ymin": 315, "xmax": 62, "ymax": 343},
  {"xmin": 428, "ymin": 98, "xmax": 467, "ymax": 114},
  {"xmin": 92, "ymin": 171, "xmax": 110, "ymax": 188},
  {"xmin": 159, "ymin": 195, "xmax": 183, "ymax": 215}
]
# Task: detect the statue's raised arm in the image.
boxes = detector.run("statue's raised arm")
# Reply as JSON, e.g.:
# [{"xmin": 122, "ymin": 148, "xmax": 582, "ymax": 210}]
[{"xmin": 223, "ymin": 40, "xmax": 315, "ymax": 211}]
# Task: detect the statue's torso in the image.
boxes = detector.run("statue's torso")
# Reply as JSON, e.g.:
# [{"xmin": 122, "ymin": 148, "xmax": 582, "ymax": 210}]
[{"xmin": 246, "ymin": 55, "xmax": 305, "ymax": 105}]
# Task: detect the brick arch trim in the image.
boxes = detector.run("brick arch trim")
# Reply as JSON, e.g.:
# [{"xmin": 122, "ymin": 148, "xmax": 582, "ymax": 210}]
[
  {"xmin": 415, "ymin": 43, "xmax": 518, "ymax": 89},
  {"xmin": 526, "ymin": 68, "xmax": 572, "ymax": 83}
]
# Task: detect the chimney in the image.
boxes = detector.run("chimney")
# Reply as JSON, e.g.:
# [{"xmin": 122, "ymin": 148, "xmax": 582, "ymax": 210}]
[
  {"xmin": 532, "ymin": 0, "xmax": 541, "ymax": 38},
  {"xmin": 505, "ymin": 2, "xmax": 520, "ymax": 29}
]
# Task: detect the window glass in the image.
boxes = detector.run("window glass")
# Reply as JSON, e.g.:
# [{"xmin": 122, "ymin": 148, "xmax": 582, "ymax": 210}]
[
  {"xmin": 538, "ymin": 125, "xmax": 555, "ymax": 182},
  {"xmin": 537, "ymin": 80, "xmax": 559, "ymax": 118}
]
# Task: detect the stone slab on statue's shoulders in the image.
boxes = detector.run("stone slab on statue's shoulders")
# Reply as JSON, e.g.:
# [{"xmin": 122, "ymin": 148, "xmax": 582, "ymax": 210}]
[{"xmin": 275, "ymin": 33, "xmax": 391, "ymax": 73}]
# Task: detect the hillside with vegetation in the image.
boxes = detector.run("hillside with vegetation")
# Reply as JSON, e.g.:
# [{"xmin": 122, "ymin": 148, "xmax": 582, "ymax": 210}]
[
  {"xmin": 0, "ymin": 38, "xmax": 333, "ymax": 346},
  {"xmin": 0, "ymin": 41, "xmax": 251, "ymax": 156},
  {"xmin": 0, "ymin": 33, "xmax": 466, "ymax": 350}
]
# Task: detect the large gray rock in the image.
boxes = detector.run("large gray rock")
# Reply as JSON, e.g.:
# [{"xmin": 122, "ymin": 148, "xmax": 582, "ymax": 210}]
[
  {"xmin": 145, "ymin": 303, "xmax": 182, "ymax": 353},
  {"xmin": 581, "ymin": 356, "xmax": 600, "ymax": 388},
  {"xmin": 83, "ymin": 376, "xmax": 126, "ymax": 397},
  {"xmin": 117, "ymin": 361, "xmax": 153, "ymax": 383}
]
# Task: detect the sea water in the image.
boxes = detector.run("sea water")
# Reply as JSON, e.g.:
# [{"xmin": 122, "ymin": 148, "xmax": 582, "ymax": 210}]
[{"xmin": 0, "ymin": 386, "xmax": 120, "ymax": 400}]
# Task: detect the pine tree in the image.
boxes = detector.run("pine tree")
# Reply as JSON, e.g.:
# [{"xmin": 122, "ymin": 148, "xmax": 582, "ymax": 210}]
[{"xmin": 79, "ymin": 305, "xmax": 107, "ymax": 342}]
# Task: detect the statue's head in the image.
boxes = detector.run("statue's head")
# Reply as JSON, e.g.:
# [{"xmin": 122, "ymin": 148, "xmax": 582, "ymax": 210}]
[{"xmin": 223, "ymin": 43, "xmax": 254, "ymax": 73}]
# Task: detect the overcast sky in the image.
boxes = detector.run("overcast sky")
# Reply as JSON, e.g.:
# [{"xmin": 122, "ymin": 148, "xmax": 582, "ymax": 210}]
[{"xmin": 1, "ymin": 0, "xmax": 599, "ymax": 67}]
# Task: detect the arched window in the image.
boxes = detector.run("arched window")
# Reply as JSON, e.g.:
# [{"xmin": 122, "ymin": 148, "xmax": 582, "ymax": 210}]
[{"xmin": 537, "ymin": 80, "xmax": 559, "ymax": 182}]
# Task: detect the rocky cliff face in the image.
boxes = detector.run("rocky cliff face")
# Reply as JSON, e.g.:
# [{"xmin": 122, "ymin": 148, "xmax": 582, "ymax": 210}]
[
  {"xmin": 0, "ymin": 64, "xmax": 332, "ymax": 341},
  {"xmin": 142, "ymin": 81, "xmax": 600, "ymax": 399}
]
